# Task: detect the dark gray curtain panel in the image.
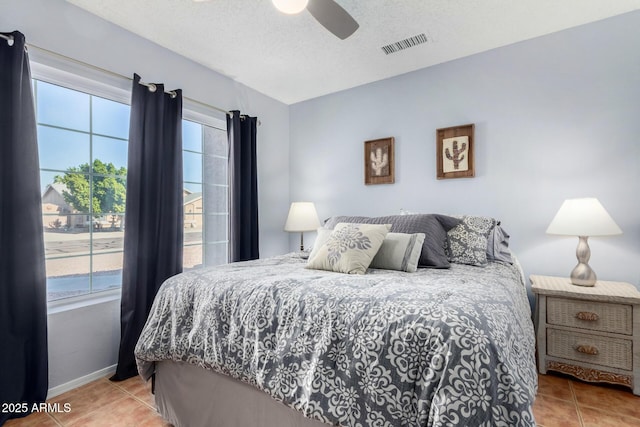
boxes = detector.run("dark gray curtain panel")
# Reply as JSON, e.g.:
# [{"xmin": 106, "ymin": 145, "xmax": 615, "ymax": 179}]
[
  {"xmin": 0, "ymin": 31, "xmax": 48, "ymax": 423},
  {"xmin": 111, "ymin": 74, "xmax": 183, "ymax": 381},
  {"xmin": 227, "ymin": 111, "xmax": 259, "ymax": 262}
]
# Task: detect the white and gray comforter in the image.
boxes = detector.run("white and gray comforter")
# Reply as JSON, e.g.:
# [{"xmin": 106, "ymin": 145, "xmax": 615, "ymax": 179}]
[{"xmin": 135, "ymin": 254, "xmax": 537, "ymax": 427}]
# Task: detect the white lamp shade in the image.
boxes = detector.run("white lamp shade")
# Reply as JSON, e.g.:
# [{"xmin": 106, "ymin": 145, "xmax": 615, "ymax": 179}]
[
  {"xmin": 546, "ymin": 198, "xmax": 622, "ymax": 237},
  {"xmin": 272, "ymin": 0, "xmax": 308, "ymax": 14},
  {"xmin": 284, "ymin": 202, "xmax": 321, "ymax": 232}
]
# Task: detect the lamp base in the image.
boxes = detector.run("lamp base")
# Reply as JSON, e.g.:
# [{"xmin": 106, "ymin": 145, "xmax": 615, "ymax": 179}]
[
  {"xmin": 570, "ymin": 236, "xmax": 596, "ymax": 287},
  {"xmin": 570, "ymin": 263, "xmax": 597, "ymax": 286}
]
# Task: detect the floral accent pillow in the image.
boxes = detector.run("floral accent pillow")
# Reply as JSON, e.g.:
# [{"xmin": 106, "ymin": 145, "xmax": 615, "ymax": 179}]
[
  {"xmin": 446, "ymin": 215, "xmax": 496, "ymax": 266},
  {"xmin": 306, "ymin": 223, "xmax": 390, "ymax": 274}
]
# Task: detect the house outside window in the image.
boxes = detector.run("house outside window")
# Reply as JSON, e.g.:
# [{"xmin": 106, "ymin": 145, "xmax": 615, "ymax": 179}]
[{"xmin": 35, "ymin": 70, "xmax": 228, "ymax": 303}]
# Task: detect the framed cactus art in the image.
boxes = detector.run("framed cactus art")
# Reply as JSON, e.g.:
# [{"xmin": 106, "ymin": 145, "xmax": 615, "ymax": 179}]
[
  {"xmin": 364, "ymin": 137, "xmax": 395, "ymax": 185},
  {"xmin": 436, "ymin": 123, "xmax": 475, "ymax": 179}
]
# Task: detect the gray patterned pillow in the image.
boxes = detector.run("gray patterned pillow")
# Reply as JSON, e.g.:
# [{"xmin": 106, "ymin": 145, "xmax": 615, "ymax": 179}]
[
  {"xmin": 324, "ymin": 214, "xmax": 460, "ymax": 268},
  {"xmin": 446, "ymin": 215, "xmax": 496, "ymax": 266},
  {"xmin": 306, "ymin": 223, "xmax": 390, "ymax": 274}
]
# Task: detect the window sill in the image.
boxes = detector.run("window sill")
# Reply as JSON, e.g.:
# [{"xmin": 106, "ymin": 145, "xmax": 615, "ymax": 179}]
[{"xmin": 47, "ymin": 289, "xmax": 121, "ymax": 315}]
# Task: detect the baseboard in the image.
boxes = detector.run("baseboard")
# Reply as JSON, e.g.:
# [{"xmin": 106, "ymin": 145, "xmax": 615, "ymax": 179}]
[{"xmin": 48, "ymin": 364, "xmax": 117, "ymax": 399}]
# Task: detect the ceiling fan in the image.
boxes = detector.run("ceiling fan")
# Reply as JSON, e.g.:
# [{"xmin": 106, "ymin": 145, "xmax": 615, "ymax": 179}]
[
  {"xmin": 273, "ymin": 0, "xmax": 359, "ymax": 40},
  {"xmin": 194, "ymin": 0, "xmax": 359, "ymax": 40}
]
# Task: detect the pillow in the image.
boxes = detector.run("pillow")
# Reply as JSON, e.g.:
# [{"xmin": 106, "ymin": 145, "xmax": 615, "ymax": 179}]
[
  {"xmin": 306, "ymin": 223, "xmax": 390, "ymax": 274},
  {"xmin": 370, "ymin": 232, "xmax": 425, "ymax": 272},
  {"xmin": 446, "ymin": 215, "xmax": 496, "ymax": 266},
  {"xmin": 487, "ymin": 222, "xmax": 513, "ymax": 263},
  {"xmin": 307, "ymin": 227, "xmax": 332, "ymax": 261},
  {"xmin": 324, "ymin": 214, "xmax": 461, "ymax": 268}
]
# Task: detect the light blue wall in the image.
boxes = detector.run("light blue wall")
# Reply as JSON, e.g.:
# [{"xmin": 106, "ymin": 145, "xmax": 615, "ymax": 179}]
[{"xmin": 290, "ymin": 11, "xmax": 640, "ymax": 289}]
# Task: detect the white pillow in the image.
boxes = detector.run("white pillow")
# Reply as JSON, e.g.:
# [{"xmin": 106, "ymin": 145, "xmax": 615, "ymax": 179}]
[
  {"xmin": 306, "ymin": 223, "xmax": 390, "ymax": 274},
  {"xmin": 307, "ymin": 228, "xmax": 332, "ymax": 261},
  {"xmin": 370, "ymin": 232, "xmax": 425, "ymax": 272}
]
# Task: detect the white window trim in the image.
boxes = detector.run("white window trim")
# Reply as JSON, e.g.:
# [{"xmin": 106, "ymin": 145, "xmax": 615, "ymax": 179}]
[
  {"xmin": 30, "ymin": 55, "xmax": 130, "ymax": 105},
  {"xmin": 184, "ymin": 107, "xmax": 226, "ymax": 131},
  {"xmin": 32, "ymin": 59, "xmax": 129, "ymax": 313},
  {"xmin": 47, "ymin": 288, "xmax": 121, "ymax": 314}
]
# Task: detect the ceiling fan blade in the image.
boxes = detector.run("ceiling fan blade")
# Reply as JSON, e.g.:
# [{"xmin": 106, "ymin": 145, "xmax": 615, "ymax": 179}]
[{"xmin": 306, "ymin": 0, "xmax": 359, "ymax": 40}]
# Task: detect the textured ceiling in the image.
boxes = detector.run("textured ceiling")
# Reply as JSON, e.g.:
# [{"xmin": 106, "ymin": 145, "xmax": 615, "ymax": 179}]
[{"xmin": 66, "ymin": 0, "xmax": 640, "ymax": 105}]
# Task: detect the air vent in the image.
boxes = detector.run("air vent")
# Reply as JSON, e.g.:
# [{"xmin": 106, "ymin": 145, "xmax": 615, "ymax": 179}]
[{"xmin": 381, "ymin": 33, "xmax": 428, "ymax": 55}]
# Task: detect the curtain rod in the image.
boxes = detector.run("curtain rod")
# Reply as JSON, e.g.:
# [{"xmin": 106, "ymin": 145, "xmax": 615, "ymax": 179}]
[
  {"xmin": 3, "ymin": 36, "xmax": 261, "ymax": 124},
  {"xmin": 138, "ymin": 81, "xmax": 178, "ymax": 98},
  {"xmin": 22, "ymin": 41, "xmax": 235, "ymax": 118}
]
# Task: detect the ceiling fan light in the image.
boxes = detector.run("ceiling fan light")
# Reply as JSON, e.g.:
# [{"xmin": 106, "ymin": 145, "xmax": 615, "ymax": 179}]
[{"xmin": 272, "ymin": 0, "xmax": 309, "ymax": 14}]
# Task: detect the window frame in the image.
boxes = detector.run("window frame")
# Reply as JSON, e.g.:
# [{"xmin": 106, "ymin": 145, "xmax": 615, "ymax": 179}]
[{"xmin": 31, "ymin": 53, "xmax": 228, "ymax": 312}]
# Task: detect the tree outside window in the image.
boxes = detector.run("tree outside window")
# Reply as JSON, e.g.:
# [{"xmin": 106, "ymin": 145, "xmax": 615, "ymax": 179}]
[{"xmin": 54, "ymin": 159, "xmax": 126, "ymax": 229}]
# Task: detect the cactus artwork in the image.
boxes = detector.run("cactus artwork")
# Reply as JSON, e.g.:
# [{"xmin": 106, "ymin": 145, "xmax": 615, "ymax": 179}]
[
  {"xmin": 442, "ymin": 136, "xmax": 469, "ymax": 173},
  {"xmin": 365, "ymin": 137, "xmax": 394, "ymax": 184},
  {"xmin": 445, "ymin": 140, "xmax": 466, "ymax": 169},
  {"xmin": 370, "ymin": 147, "xmax": 389, "ymax": 176}
]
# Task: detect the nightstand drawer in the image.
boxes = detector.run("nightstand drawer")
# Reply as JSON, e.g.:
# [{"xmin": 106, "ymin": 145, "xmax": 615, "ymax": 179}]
[
  {"xmin": 547, "ymin": 297, "xmax": 633, "ymax": 335},
  {"xmin": 547, "ymin": 328, "xmax": 632, "ymax": 370}
]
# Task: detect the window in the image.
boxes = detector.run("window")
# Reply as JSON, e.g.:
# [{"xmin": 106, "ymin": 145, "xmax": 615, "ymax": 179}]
[
  {"xmin": 37, "ymin": 80, "xmax": 129, "ymax": 302},
  {"xmin": 35, "ymin": 69, "xmax": 228, "ymax": 302},
  {"xmin": 182, "ymin": 119, "xmax": 229, "ymax": 269}
]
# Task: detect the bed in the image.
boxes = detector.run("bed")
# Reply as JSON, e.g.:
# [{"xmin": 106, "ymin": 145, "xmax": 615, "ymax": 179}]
[{"xmin": 135, "ymin": 214, "xmax": 538, "ymax": 427}]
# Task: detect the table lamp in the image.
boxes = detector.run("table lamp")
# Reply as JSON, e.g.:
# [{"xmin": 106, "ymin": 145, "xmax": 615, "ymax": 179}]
[
  {"xmin": 546, "ymin": 198, "xmax": 622, "ymax": 286},
  {"xmin": 284, "ymin": 202, "xmax": 321, "ymax": 252}
]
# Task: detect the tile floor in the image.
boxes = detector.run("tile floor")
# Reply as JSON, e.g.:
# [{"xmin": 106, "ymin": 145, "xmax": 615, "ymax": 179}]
[
  {"xmin": 4, "ymin": 375, "xmax": 169, "ymax": 427},
  {"xmin": 534, "ymin": 373, "xmax": 640, "ymax": 427},
  {"xmin": 4, "ymin": 372, "xmax": 640, "ymax": 426}
]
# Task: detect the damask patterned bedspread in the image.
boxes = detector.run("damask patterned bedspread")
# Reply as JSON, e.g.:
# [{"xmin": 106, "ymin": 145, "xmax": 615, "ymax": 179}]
[{"xmin": 135, "ymin": 254, "xmax": 537, "ymax": 427}]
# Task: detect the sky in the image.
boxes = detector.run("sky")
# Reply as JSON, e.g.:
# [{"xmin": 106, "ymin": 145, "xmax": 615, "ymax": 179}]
[{"xmin": 36, "ymin": 79, "xmax": 205, "ymax": 194}]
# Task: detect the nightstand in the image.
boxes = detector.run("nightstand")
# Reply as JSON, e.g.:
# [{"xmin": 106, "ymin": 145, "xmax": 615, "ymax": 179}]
[{"xmin": 530, "ymin": 275, "xmax": 640, "ymax": 395}]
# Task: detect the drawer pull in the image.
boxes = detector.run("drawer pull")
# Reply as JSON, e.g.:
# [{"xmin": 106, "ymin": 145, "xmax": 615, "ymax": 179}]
[
  {"xmin": 576, "ymin": 311, "xmax": 599, "ymax": 321},
  {"xmin": 575, "ymin": 344, "xmax": 599, "ymax": 355}
]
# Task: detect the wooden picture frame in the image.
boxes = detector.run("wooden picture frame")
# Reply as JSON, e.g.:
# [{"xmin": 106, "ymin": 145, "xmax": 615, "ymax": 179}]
[
  {"xmin": 364, "ymin": 137, "xmax": 395, "ymax": 185},
  {"xmin": 436, "ymin": 124, "xmax": 475, "ymax": 179}
]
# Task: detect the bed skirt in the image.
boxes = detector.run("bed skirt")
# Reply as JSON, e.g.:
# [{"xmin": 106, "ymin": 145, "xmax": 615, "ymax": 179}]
[{"xmin": 154, "ymin": 361, "xmax": 332, "ymax": 427}]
